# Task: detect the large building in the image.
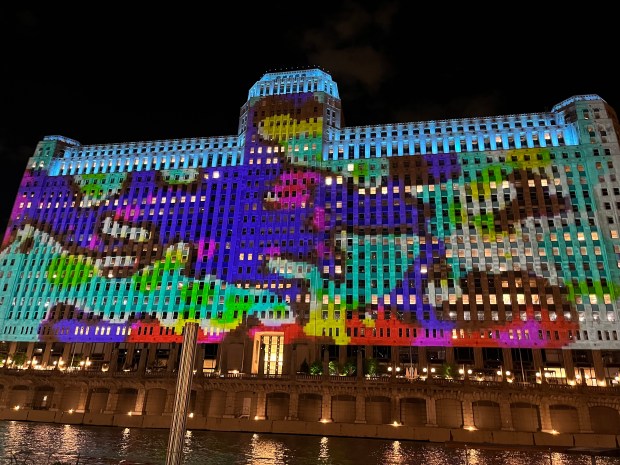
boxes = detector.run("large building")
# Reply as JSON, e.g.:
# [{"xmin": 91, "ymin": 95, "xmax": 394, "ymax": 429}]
[{"xmin": 2, "ymin": 67, "xmax": 620, "ymax": 387}]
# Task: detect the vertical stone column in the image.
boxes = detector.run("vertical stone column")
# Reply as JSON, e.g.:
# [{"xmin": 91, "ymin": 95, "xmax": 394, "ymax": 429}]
[
  {"xmin": 290, "ymin": 345, "xmax": 297, "ymax": 378},
  {"xmin": 257, "ymin": 342, "xmax": 265, "ymax": 377},
  {"xmin": 339, "ymin": 345, "xmax": 347, "ymax": 366},
  {"xmin": 355, "ymin": 394, "xmax": 366, "ymax": 423},
  {"xmin": 462, "ymin": 398, "xmax": 475, "ymax": 429},
  {"xmin": 591, "ymin": 349, "xmax": 606, "ymax": 385},
  {"xmin": 137, "ymin": 348, "xmax": 148, "ymax": 374},
  {"xmin": 255, "ymin": 391, "xmax": 267, "ymax": 420},
  {"xmin": 7, "ymin": 342, "xmax": 17, "ymax": 357},
  {"xmin": 322, "ymin": 348, "xmax": 330, "ymax": 378},
  {"xmin": 76, "ymin": 388, "xmax": 89, "ymax": 413},
  {"xmin": 104, "ymin": 389, "xmax": 120, "ymax": 414},
  {"xmin": 104, "ymin": 344, "xmax": 114, "ymax": 365},
  {"xmin": 125, "ymin": 344, "xmax": 136, "ymax": 370},
  {"xmin": 391, "ymin": 395, "xmax": 401, "ymax": 424},
  {"xmin": 109, "ymin": 347, "xmax": 119, "ymax": 372},
  {"xmin": 577, "ymin": 403, "xmax": 593, "ymax": 433},
  {"xmin": 539, "ymin": 402, "xmax": 553, "ymax": 432},
  {"xmin": 473, "ymin": 348, "xmax": 484, "ymax": 369},
  {"xmin": 562, "ymin": 349, "xmax": 576, "ymax": 384},
  {"xmin": 41, "ymin": 342, "xmax": 53, "ymax": 368},
  {"xmin": 83, "ymin": 342, "xmax": 93, "ymax": 360},
  {"xmin": 61, "ymin": 343, "xmax": 72, "ymax": 368},
  {"xmin": 499, "ymin": 400, "xmax": 514, "ymax": 430},
  {"xmin": 282, "ymin": 344, "xmax": 293, "ymax": 376},
  {"xmin": 133, "ymin": 388, "xmax": 146, "ymax": 415},
  {"xmin": 445, "ymin": 347, "xmax": 455, "ymax": 365},
  {"xmin": 288, "ymin": 391, "xmax": 299, "ymax": 420},
  {"xmin": 25, "ymin": 343, "xmax": 34, "ymax": 361},
  {"xmin": 321, "ymin": 392, "xmax": 332, "ymax": 422},
  {"xmin": 356, "ymin": 350, "xmax": 364, "ymax": 379},
  {"xmin": 217, "ymin": 342, "xmax": 228, "ymax": 374},
  {"xmin": 532, "ymin": 349, "xmax": 544, "ymax": 377},
  {"xmin": 425, "ymin": 397, "xmax": 437, "ymax": 426},
  {"xmin": 223, "ymin": 390, "xmax": 236, "ymax": 418},
  {"xmin": 167, "ymin": 344, "xmax": 179, "ymax": 373},
  {"xmin": 146, "ymin": 344, "xmax": 157, "ymax": 371},
  {"xmin": 501, "ymin": 348, "xmax": 514, "ymax": 372},
  {"xmin": 194, "ymin": 344, "xmax": 204, "ymax": 374},
  {"xmin": 418, "ymin": 346, "xmax": 427, "ymax": 371}
]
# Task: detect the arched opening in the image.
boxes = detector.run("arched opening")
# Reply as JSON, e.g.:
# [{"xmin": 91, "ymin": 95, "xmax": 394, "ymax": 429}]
[
  {"xmin": 590, "ymin": 406, "xmax": 620, "ymax": 434},
  {"xmin": 436, "ymin": 398, "xmax": 462, "ymax": 428},
  {"xmin": 511, "ymin": 402, "xmax": 540, "ymax": 432},
  {"xmin": 550, "ymin": 404, "xmax": 579, "ymax": 433},
  {"xmin": 298, "ymin": 393, "xmax": 321, "ymax": 422},
  {"xmin": 266, "ymin": 392, "xmax": 289, "ymax": 420},
  {"xmin": 401, "ymin": 397, "xmax": 426, "ymax": 426},
  {"xmin": 365, "ymin": 396, "xmax": 391, "ymax": 424},
  {"xmin": 144, "ymin": 388, "xmax": 167, "ymax": 415},
  {"xmin": 332, "ymin": 394, "xmax": 355, "ymax": 423},
  {"xmin": 472, "ymin": 400, "xmax": 501, "ymax": 430}
]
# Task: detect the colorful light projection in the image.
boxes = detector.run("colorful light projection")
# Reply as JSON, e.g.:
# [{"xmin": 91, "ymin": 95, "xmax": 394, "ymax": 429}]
[{"xmin": 1, "ymin": 91, "xmax": 612, "ymax": 349}]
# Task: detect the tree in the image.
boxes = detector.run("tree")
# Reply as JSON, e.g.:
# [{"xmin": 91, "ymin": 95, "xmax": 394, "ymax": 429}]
[
  {"xmin": 364, "ymin": 357, "xmax": 378, "ymax": 376},
  {"xmin": 309, "ymin": 360, "xmax": 323, "ymax": 375}
]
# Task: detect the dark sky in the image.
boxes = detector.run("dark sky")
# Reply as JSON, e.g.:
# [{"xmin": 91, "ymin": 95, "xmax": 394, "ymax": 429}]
[{"xmin": 1, "ymin": 3, "xmax": 617, "ymax": 233}]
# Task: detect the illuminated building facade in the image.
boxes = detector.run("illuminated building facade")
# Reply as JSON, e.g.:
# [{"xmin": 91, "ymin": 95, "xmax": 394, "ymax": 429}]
[{"xmin": 1, "ymin": 68, "xmax": 620, "ymax": 386}]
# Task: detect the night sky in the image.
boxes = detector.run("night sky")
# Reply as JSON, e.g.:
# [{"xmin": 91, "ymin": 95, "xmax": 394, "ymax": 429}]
[{"xmin": 2, "ymin": 3, "xmax": 618, "ymax": 234}]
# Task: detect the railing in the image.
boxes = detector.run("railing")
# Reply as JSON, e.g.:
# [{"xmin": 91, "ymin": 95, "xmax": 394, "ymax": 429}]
[{"xmin": 2, "ymin": 367, "xmax": 619, "ymax": 393}]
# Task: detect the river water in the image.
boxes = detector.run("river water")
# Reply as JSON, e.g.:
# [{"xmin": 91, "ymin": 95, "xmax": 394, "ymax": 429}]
[{"xmin": 0, "ymin": 421, "xmax": 617, "ymax": 465}]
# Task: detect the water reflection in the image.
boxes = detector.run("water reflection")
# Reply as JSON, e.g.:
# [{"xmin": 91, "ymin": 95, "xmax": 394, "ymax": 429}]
[
  {"xmin": 0, "ymin": 421, "xmax": 618, "ymax": 465},
  {"xmin": 248, "ymin": 433, "xmax": 290, "ymax": 464},
  {"xmin": 318, "ymin": 436, "xmax": 330, "ymax": 463}
]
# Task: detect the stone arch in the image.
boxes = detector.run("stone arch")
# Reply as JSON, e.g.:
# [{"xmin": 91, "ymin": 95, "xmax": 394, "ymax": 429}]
[
  {"xmin": 115, "ymin": 387, "xmax": 138, "ymax": 414},
  {"xmin": 511, "ymin": 402, "xmax": 540, "ymax": 432},
  {"xmin": 266, "ymin": 391, "xmax": 289, "ymax": 420},
  {"xmin": 436, "ymin": 398, "xmax": 462, "ymax": 428},
  {"xmin": 204, "ymin": 389, "xmax": 226, "ymax": 418},
  {"xmin": 32, "ymin": 385, "xmax": 54, "ymax": 410},
  {"xmin": 233, "ymin": 390, "xmax": 255, "ymax": 419},
  {"xmin": 332, "ymin": 394, "xmax": 356, "ymax": 423},
  {"xmin": 590, "ymin": 405, "xmax": 620, "ymax": 434},
  {"xmin": 298, "ymin": 393, "xmax": 321, "ymax": 422},
  {"xmin": 472, "ymin": 400, "xmax": 501, "ymax": 430},
  {"xmin": 88, "ymin": 387, "xmax": 110, "ymax": 414},
  {"xmin": 550, "ymin": 404, "xmax": 579, "ymax": 433},
  {"xmin": 401, "ymin": 397, "xmax": 426, "ymax": 426},
  {"xmin": 59, "ymin": 385, "xmax": 86, "ymax": 412},
  {"xmin": 144, "ymin": 387, "xmax": 167, "ymax": 415},
  {"xmin": 8, "ymin": 385, "xmax": 29, "ymax": 409},
  {"xmin": 365, "ymin": 395, "xmax": 391, "ymax": 425}
]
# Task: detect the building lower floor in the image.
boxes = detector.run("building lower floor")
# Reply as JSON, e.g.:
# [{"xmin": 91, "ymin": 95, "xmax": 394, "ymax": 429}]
[{"xmin": 2, "ymin": 337, "xmax": 620, "ymax": 387}]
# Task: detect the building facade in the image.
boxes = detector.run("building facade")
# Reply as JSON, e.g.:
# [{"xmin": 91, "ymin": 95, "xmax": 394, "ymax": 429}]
[{"xmin": 1, "ymin": 67, "xmax": 620, "ymax": 389}]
